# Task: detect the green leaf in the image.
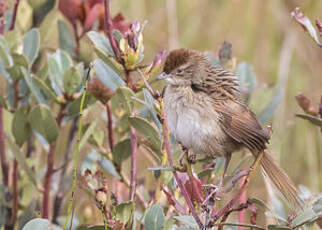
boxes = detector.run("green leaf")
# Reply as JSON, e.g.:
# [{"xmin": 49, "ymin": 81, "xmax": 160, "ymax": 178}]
[
  {"xmin": 23, "ymin": 28, "xmax": 40, "ymax": 65},
  {"xmin": 93, "ymin": 59, "xmax": 125, "ymax": 91},
  {"xmin": 221, "ymin": 223, "xmax": 265, "ymax": 230},
  {"xmin": 0, "ymin": 36, "xmax": 13, "ymax": 68},
  {"xmin": 32, "ymin": 76, "xmax": 57, "ymax": 101},
  {"xmin": 22, "ymin": 218, "xmax": 50, "ymax": 230},
  {"xmin": 258, "ymin": 88, "xmax": 284, "ymax": 124},
  {"xmin": 66, "ymin": 94, "xmax": 96, "ymax": 117},
  {"xmin": 6, "ymin": 136, "xmax": 37, "ymax": 188},
  {"xmin": 291, "ymin": 208, "xmax": 318, "ymax": 228},
  {"xmin": 128, "ymin": 116, "xmax": 162, "ymax": 154},
  {"xmin": 296, "ymin": 114, "xmax": 322, "ymax": 127},
  {"xmin": 77, "ymin": 226, "xmax": 110, "ymax": 230},
  {"xmin": 100, "ymin": 158, "xmax": 121, "ymax": 179},
  {"xmin": 112, "ymin": 138, "xmax": 132, "ymax": 166},
  {"xmin": 173, "ymin": 216, "xmax": 198, "ymax": 230},
  {"xmin": 58, "ymin": 20, "xmax": 75, "ymax": 56},
  {"xmin": 115, "ymin": 201, "xmax": 134, "ymax": 224},
  {"xmin": 63, "ymin": 67, "xmax": 82, "ymax": 96},
  {"xmin": 6, "ymin": 53, "xmax": 29, "ymax": 80},
  {"xmin": 144, "ymin": 204, "xmax": 165, "ymax": 230},
  {"xmin": 21, "ymin": 67, "xmax": 47, "ymax": 104},
  {"xmin": 47, "ymin": 49, "xmax": 73, "ymax": 96},
  {"xmin": 147, "ymin": 166, "xmax": 174, "ymax": 171},
  {"xmin": 113, "ymin": 87, "xmax": 135, "ymax": 114},
  {"xmin": 313, "ymin": 196, "xmax": 322, "ymax": 214},
  {"xmin": 267, "ymin": 225, "xmax": 292, "ymax": 230},
  {"xmin": 236, "ymin": 62, "xmax": 257, "ymax": 95},
  {"xmin": 113, "ymin": 30, "xmax": 123, "ymax": 44},
  {"xmin": 28, "ymin": 105, "xmax": 59, "ymax": 143},
  {"xmin": 12, "ymin": 106, "xmax": 31, "ymax": 147},
  {"xmin": 88, "ymin": 130, "xmax": 104, "ymax": 147},
  {"xmin": 143, "ymin": 89, "xmax": 161, "ymax": 130},
  {"xmin": 79, "ymin": 121, "xmax": 97, "ymax": 150},
  {"xmin": 87, "ymin": 31, "xmax": 114, "ymax": 57}
]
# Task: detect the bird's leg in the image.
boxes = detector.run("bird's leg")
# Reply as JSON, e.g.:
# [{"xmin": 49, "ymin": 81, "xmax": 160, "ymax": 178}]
[{"xmin": 217, "ymin": 154, "xmax": 231, "ymax": 194}]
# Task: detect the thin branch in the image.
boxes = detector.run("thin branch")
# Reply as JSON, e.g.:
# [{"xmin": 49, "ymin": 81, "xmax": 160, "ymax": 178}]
[
  {"xmin": 0, "ymin": 106, "xmax": 8, "ymax": 187},
  {"xmin": 103, "ymin": 0, "xmax": 122, "ymax": 63},
  {"xmin": 42, "ymin": 142, "xmax": 56, "ymax": 219},
  {"xmin": 129, "ymin": 127, "xmax": 137, "ymax": 201},
  {"xmin": 9, "ymin": 0, "xmax": 20, "ymax": 30},
  {"xmin": 105, "ymin": 103, "xmax": 114, "ymax": 151},
  {"xmin": 210, "ymin": 151, "xmax": 264, "ymax": 226}
]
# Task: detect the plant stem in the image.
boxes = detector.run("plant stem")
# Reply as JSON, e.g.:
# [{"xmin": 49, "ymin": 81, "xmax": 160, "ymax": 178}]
[
  {"xmin": 212, "ymin": 152, "xmax": 264, "ymax": 225},
  {"xmin": 42, "ymin": 142, "xmax": 56, "ymax": 219},
  {"xmin": 103, "ymin": 0, "xmax": 122, "ymax": 63},
  {"xmin": 0, "ymin": 106, "xmax": 8, "ymax": 187},
  {"xmin": 43, "ymin": 104, "xmax": 65, "ymax": 219},
  {"xmin": 160, "ymin": 103, "xmax": 203, "ymax": 230},
  {"xmin": 129, "ymin": 127, "xmax": 137, "ymax": 201},
  {"xmin": 105, "ymin": 103, "xmax": 114, "ymax": 151},
  {"xmin": 9, "ymin": 0, "xmax": 20, "ymax": 30},
  {"xmin": 238, "ymin": 175, "xmax": 247, "ymax": 230}
]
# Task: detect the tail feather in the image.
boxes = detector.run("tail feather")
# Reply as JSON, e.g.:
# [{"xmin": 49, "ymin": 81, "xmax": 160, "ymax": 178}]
[{"xmin": 260, "ymin": 151, "xmax": 303, "ymax": 210}]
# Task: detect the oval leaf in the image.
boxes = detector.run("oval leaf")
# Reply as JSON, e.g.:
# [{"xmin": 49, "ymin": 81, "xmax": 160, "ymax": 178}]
[
  {"xmin": 22, "ymin": 67, "xmax": 47, "ymax": 104},
  {"xmin": 128, "ymin": 116, "xmax": 161, "ymax": 154},
  {"xmin": 87, "ymin": 31, "xmax": 114, "ymax": 57},
  {"xmin": 93, "ymin": 59, "xmax": 125, "ymax": 91},
  {"xmin": 63, "ymin": 67, "xmax": 82, "ymax": 96},
  {"xmin": 144, "ymin": 204, "xmax": 165, "ymax": 230},
  {"xmin": 28, "ymin": 105, "xmax": 59, "ymax": 143},
  {"xmin": 112, "ymin": 138, "xmax": 131, "ymax": 166},
  {"xmin": 22, "ymin": 218, "xmax": 49, "ymax": 230},
  {"xmin": 113, "ymin": 87, "xmax": 135, "ymax": 114},
  {"xmin": 12, "ymin": 106, "xmax": 31, "ymax": 146},
  {"xmin": 115, "ymin": 201, "xmax": 134, "ymax": 224},
  {"xmin": 0, "ymin": 36, "xmax": 13, "ymax": 68},
  {"xmin": 58, "ymin": 20, "xmax": 75, "ymax": 56},
  {"xmin": 23, "ymin": 28, "xmax": 40, "ymax": 65},
  {"xmin": 6, "ymin": 53, "xmax": 29, "ymax": 80}
]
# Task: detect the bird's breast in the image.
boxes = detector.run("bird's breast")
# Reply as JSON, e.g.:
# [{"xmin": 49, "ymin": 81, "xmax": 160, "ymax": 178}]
[{"xmin": 164, "ymin": 86, "xmax": 230, "ymax": 157}]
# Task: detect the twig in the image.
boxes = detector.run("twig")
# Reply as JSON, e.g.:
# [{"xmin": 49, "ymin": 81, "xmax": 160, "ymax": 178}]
[
  {"xmin": 211, "ymin": 151, "xmax": 264, "ymax": 225},
  {"xmin": 42, "ymin": 142, "xmax": 56, "ymax": 219},
  {"xmin": 238, "ymin": 172, "xmax": 247, "ymax": 230},
  {"xmin": 0, "ymin": 106, "xmax": 8, "ymax": 187},
  {"xmin": 218, "ymin": 202, "xmax": 249, "ymax": 230},
  {"xmin": 105, "ymin": 103, "xmax": 114, "ymax": 151},
  {"xmin": 103, "ymin": 0, "xmax": 122, "ymax": 63},
  {"xmin": 11, "ymin": 161, "xmax": 18, "ymax": 226},
  {"xmin": 129, "ymin": 127, "xmax": 137, "ymax": 201},
  {"xmin": 9, "ymin": 0, "xmax": 20, "ymax": 30}
]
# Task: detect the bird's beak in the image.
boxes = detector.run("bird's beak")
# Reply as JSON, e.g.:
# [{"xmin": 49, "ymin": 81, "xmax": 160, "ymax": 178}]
[{"xmin": 156, "ymin": 72, "xmax": 168, "ymax": 80}]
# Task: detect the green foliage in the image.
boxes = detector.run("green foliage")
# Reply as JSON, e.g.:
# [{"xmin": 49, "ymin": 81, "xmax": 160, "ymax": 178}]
[{"xmin": 0, "ymin": 1, "xmax": 321, "ymax": 230}]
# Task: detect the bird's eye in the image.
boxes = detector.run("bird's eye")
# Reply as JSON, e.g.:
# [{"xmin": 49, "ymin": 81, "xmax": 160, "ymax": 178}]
[{"xmin": 176, "ymin": 68, "xmax": 183, "ymax": 74}]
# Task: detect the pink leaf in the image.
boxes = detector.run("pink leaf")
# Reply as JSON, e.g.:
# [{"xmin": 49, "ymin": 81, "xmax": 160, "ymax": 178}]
[
  {"xmin": 83, "ymin": 3, "xmax": 103, "ymax": 32},
  {"xmin": 291, "ymin": 7, "xmax": 322, "ymax": 47}
]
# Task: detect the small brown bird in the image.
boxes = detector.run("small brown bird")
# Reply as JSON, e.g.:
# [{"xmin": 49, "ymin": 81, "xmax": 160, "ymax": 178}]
[{"xmin": 160, "ymin": 48, "xmax": 302, "ymax": 208}]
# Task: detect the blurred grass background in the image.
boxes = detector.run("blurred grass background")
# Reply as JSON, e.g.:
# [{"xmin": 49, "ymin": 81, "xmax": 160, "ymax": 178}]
[
  {"xmin": 109, "ymin": 0, "xmax": 322, "ymax": 194},
  {"xmin": 2, "ymin": 0, "xmax": 322, "ymax": 226}
]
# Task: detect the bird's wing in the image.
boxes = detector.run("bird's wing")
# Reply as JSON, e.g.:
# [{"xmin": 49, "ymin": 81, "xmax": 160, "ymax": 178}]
[{"xmin": 214, "ymin": 101, "xmax": 270, "ymax": 152}]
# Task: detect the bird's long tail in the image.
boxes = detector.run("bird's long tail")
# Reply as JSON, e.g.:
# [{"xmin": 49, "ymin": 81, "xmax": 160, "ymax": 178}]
[{"xmin": 259, "ymin": 150, "xmax": 303, "ymax": 210}]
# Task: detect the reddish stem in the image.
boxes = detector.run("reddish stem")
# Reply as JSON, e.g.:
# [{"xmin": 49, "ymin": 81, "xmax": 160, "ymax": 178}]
[
  {"xmin": 9, "ymin": 0, "xmax": 20, "ymax": 30},
  {"xmin": 238, "ymin": 175, "xmax": 247, "ymax": 230},
  {"xmin": 42, "ymin": 105, "xmax": 65, "ymax": 219},
  {"xmin": 103, "ymin": 0, "xmax": 122, "ymax": 63},
  {"xmin": 0, "ymin": 106, "xmax": 8, "ymax": 187},
  {"xmin": 11, "ymin": 160, "xmax": 18, "ymax": 226},
  {"xmin": 42, "ymin": 142, "xmax": 56, "ymax": 219},
  {"xmin": 105, "ymin": 103, "xmax": 114, "ymax": 151},
  {"xmin": 129, "ymin": 127, "xmax": 137, "ymax": 201},
  {"xmin": 161, "ymin": 115, "xmax": 203, "ymax": 229}
]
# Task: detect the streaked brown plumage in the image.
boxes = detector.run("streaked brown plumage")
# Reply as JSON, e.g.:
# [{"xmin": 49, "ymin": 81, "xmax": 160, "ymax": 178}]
[{"xmin": 162, "ymin": 48, "xmax": 302, "ymax": 209}]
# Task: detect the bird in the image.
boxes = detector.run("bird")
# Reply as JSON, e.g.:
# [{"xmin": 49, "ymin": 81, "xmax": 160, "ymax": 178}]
[{"xmin": 159, "ymin": 48, "xmax": 302, "ymax": 209}]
